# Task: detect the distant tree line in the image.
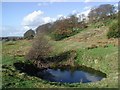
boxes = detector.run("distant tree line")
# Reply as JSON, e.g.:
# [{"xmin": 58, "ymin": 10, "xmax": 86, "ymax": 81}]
[
  {"xmin": 24, "ymin": 4, "xmax": 119, "ymax": 40},
  {"xmin": 88, "ymin": 4, "xmax": 119, "ymax": 38},
  {"xmin": 88, "ymin": 4, "xmax": 117, "ymax": 23},
  {"xmin": 1, "ymin": 37, "xmax": 23, "ymax": 41},
  {"xmin": 36, "ymin": 15, "xmax": 88, "ymax": 40}
]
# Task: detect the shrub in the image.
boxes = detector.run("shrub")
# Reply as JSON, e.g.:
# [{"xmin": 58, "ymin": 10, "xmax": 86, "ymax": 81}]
[
  {"xmin": 51, "ymin": 27, "xmax": 81, "ymax": 41},
  {"xmin": 36, "ymin": 23, "xmax": 52, "ymax": 34},
  {"xmin": 26, "ymin": 33, "xmax": 52, "ymax": 68},
  {"xmin": 50, "ymin": 15, "xmax": 85, "ymax": 40},
  {"xmin": 24, "ymin": 29, "xmax": 35, "ymax": 39},
  {"xmin": 107, "ymin": 21, "xmax": 120, "ymax": 38}
]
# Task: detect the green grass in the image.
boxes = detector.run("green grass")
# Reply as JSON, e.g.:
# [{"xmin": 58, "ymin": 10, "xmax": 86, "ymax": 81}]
[
  {"xmin": 2, "ymin": 19, "xmax": 119, "ymax": 88},
  {"xmin": 2, "ymin": 40, "xmax": 32, "ymax": 64},
  {"xmin": 2, "ymin": 40, "xmax": 118, "ymax": 88},
  {"xmin": 2, "ymin": 55, "xmax": 24, "ymax": 65},
  {"xmin": 76, "ymin": 44, "xmax": 117, "ymax": 70},
  {"xmin": 75, "ymin": 44, "xmax": 118, "ymax": 87}
]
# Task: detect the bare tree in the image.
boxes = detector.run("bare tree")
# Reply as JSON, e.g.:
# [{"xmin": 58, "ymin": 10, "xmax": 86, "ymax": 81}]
[{"xmin": 26, "ymin": 33, "xmax": 52, "ymax": 68}]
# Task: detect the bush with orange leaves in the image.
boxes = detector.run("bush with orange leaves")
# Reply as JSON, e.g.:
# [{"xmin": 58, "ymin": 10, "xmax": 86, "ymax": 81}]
[{"xmin": 51, "ymin": 15, "xmax": 80, "ymax": 40}]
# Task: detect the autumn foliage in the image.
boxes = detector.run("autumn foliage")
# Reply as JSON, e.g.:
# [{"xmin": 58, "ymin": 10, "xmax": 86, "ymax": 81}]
[{"xmin": 50, "ymin": 15, "xmax": 86, "ymax": 40}]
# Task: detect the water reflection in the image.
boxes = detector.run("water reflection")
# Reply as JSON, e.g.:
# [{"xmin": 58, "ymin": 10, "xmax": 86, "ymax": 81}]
[
  {"xmin": 14, "ymin": 62, "xmax": 106, "ymax": 83},
  {"xmin": 37, "ymin": 68, "xmax": 106, "ymax": 83}
]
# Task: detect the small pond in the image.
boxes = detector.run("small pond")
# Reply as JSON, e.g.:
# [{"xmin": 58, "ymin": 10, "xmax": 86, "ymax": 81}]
[
  {"xmin": 37, "ymin": 68, "xmax": 106, "ymax": 83},
  {"xmin": 14, "ymin": 62, "xmax": 106, "ymax": 83}
]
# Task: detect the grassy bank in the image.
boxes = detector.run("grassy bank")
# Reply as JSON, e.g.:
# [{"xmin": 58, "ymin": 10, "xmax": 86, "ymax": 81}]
[
  {"xmin": 2, "ymin": 18, "xmax": 119, "ymax": 88},
  {"xmin": 2, "ymin": 38, "xmax": 118, "ymax": 88}
]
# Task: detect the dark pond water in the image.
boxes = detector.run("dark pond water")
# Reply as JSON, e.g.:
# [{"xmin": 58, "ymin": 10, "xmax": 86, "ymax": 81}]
[
  {"xmin": 14, "ymin": 62, "xmax": 106, "ymax": 83},
  {"xmin": 37, "ymin": 68, "xmax": 106, "ymax": 83}
]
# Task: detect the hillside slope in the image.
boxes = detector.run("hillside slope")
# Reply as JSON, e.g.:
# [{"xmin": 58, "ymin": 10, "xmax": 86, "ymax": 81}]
[{"xmin": 2, "ymin": 19, "xmax": 118, "ymax": 88}]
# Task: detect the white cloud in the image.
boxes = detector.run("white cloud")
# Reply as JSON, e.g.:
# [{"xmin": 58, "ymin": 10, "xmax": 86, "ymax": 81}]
[
  {"xmin": 81, "ymin": 9, "xmax": 91, "ymax": 16},
  {"xmin": 43, "ymin": 17, "xmax": 55, "ymax": 23},
  {"xmin": 23, "ymin": 26, "xmax": 30, "ymax": 30},
  {"xmin": 57, "ymin": 14, "xmax": 63, "ymax": 18},
  {"xmin": 114, "ymin": 3, "xmax": 119, "ymax": 13},
  {"xmin": 22, "ymin": 10, "xmax": 55, "ymax": 31},
  {"xmin": 72, "ymin": 10, "xmax": 78, "ymax": 14},
  {"xmin": 84, "ymin": 73, "xmax": 101, "ymax": 82},
  {"xmin": 22, "ymin": 10, "xmax": 68, "ymax": 32},
  {"xmin": 114, "ymin": 3, "xmax": 118, "ymax": 8},
  {"xmin": 22, "ymin": 10, "xmax": 44, "ymax": 26},
  {"xmin": 76, "ymin": 7, "xmax": 91, "ymax": 22},
  {"xmin": 83, "ymin": 6, "xmax": 91, "ymax": 10},
  {"xmin": 75, "ymin": 6, "xmax": 91, "ymax": 19},
  {"xmin": 57, "ymin": 14, "xmax": 67, "ymax": 19},
  {"xmin": 2, "ymin": 26, "xmax": 25, "ymax": 37}
]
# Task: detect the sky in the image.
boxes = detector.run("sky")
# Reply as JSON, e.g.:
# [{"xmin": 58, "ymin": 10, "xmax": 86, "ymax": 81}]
[{"xmin": 1, "ymin": 0, "xmax": 119, "ymax": 37}]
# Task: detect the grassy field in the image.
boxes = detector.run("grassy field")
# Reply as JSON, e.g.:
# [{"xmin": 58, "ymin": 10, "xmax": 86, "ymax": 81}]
[{"xmin": 2, "ymin": 21, "xmax": 119, "ymax": 88}]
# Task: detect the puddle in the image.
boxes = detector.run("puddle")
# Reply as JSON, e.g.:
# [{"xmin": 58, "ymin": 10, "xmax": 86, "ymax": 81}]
[{"xmin": 14, "ymin": 62, "xmax": 106, "ymax": 83}]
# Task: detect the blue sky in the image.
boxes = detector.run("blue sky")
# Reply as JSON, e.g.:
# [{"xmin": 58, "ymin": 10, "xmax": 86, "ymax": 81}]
[{"xmin": 2, "ymin": 1, "xmax": 118, "ymax": 37}]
